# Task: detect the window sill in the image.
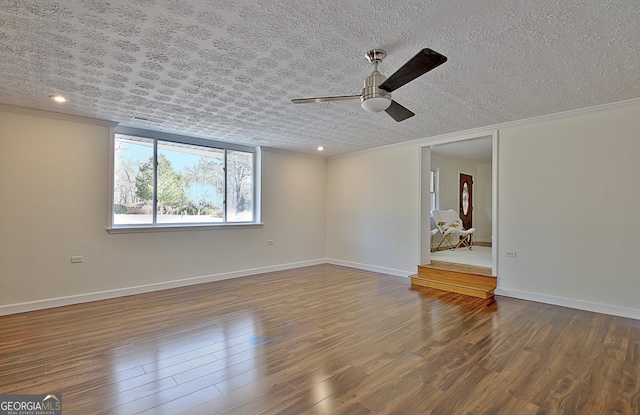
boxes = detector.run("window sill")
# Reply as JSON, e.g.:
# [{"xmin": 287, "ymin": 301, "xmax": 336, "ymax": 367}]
[{"xmin": 106, "ymin": 223, "xmax": 264, "ymax": 234}]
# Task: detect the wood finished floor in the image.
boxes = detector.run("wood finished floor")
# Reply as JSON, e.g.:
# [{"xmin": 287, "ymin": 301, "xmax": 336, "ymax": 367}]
[{"xmin": 1, "ymin": 264, "xmax": 639, "ymax": 414}]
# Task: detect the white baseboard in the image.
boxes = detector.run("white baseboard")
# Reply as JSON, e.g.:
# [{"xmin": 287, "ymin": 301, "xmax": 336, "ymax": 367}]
[
  {"xmin": 495, "ymin": 287, "xmax": 640, "ymax": 320},
  {"xmin": 5, "ymin": 261, "xmax": 638, "ymax": 321},
  {"xmin": 326, "ymin": 258, "xmax": 414, "ymax": 278},
  {"xmin": 0, "ymin": 259, "xmax": 325, "ymax": 316}
]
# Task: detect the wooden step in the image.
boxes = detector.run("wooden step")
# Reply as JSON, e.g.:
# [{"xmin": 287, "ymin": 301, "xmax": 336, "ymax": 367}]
[{"xmin": 411, "ymin": 261, "xmax": 496, "ymax": 299}]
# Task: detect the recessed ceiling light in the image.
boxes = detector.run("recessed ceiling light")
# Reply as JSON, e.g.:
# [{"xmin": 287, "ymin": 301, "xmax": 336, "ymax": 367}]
[
  {"xmin": 317, "ymin": 146, "xmax": 324, "ymax": 152},
  {"xmin": 50, "ymin": 95, "xmax": 66, "ymax": 103}
]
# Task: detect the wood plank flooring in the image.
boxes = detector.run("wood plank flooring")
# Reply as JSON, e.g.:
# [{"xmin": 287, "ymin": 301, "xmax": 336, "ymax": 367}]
[
  {"xmin": 1, "ymin": 264, "xmax": 639, "ymax": 414},
  {"xmin": 422, "ymin": 260, "xmax": 493, "ymax": 277}
]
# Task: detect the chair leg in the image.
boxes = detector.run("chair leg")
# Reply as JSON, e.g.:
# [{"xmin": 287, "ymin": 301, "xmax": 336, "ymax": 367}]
[
  {"xmin": 445, "ymin": 235, "xmax": 456, "ymax": 250},
  {"xmin": 435, "ymin": 234, "xmax": 454, "ymax": 251},
  {"xmin": 454, "ymin": 234, "xmax": 473, "ymax": 250}
]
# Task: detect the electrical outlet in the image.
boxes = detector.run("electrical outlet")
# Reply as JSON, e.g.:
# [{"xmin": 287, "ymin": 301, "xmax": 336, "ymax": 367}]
[
  {"xmin": 267, "ymin": 240, "xmax": 274, "ymax": 245},
  {"xmin": 506, "ymin": 251, "xmax": 516, "ymax": 258},
  {"xmin": 70, "ymin": 256, "xmax": 83, "ymax": 263}
]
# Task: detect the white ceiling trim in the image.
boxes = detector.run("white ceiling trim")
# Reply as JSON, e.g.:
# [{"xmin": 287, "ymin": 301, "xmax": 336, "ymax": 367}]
[
  {"xmin": 0, "ymin": 103, "xmax": 118, "ymax": 127},
  {"xmin": 332, "ymin": 95, "xmax": 640, "ymax": 159}
]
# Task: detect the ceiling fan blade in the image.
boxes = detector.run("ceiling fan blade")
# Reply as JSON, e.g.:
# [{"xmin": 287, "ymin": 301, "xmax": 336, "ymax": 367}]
[
  {"xmin": 379, "ymin": 48, "xmax": 447, "ymax": 93},
  {"xmin": 292, "ymin": 95, "xmax": 361, "ymax": 104},
  {"xmin": 385, "ymin": 100, "xmax": 415, "ymax": 122}
]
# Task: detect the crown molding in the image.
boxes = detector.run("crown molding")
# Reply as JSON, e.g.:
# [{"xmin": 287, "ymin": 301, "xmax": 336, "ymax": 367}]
[
  {"xmin": 487, "ymin": 96, "xmax": 640, "ymax": 130},
  {"xmin": 261, "ymin": 146, "xmax": 328, "ymax": 160},
  {"xmin": 330, "ymin": 97, "xmax": 640, "ymax": 159},
  {"xmin": 0, "ymin": 103, "xmax": 118, "ymax": 127},
  {"xmin": 415, "ymin": 97, "xmax": 640, "ymax": 148}
]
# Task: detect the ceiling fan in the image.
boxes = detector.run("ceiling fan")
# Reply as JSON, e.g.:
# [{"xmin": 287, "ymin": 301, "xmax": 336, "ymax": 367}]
[{"xmin": 292, "ymin": 48, "xmax": 447, "ymax": 122}]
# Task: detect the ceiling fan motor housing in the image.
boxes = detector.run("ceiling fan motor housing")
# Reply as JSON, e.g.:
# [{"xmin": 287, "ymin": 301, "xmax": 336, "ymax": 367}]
[
  {"xmin": 360, "ymin": 49, "xmax": 392, "ymax": 112},
  {"xmin": 361, "ymin": 69, "xmax": 391, "ymax": 112}
]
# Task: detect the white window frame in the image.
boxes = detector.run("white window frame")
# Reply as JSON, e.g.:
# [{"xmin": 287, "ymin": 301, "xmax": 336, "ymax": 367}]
[
  {"xmin": 107, "ymin": 127, "xmax": 262, "ymax": 233},
  {"xmin": 430, "ymin": 167, "xmax": 439, "ymax": 211}
]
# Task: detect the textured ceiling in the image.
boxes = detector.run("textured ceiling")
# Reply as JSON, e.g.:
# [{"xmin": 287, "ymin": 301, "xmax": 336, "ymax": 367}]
[{"xmin": 1, "ymin": 0, "xmax": 639, "ymax": 156}]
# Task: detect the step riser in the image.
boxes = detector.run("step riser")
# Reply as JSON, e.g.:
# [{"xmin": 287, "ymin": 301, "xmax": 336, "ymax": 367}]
[
  {"xmin": 411, "ymin": 277, "xmax": 493, "ymax": 299},
  {"xmin": 412, "ymin": 262, "xmax": 496, "ymax": 299},
  {"xmin": 418, "ymin": 268, "xmax": 495, "ymax": 286}
]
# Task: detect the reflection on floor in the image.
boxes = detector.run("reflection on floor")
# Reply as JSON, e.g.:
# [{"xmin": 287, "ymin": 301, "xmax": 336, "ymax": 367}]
[{"xmin": 431, "ymin": 245, "xmax": 492, "ymax": 268}]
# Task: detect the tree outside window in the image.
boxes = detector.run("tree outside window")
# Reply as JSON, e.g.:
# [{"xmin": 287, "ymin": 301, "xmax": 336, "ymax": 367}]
[{"xmin": 113, "ymin": 134, "xmax": 255, "ymax": 226}]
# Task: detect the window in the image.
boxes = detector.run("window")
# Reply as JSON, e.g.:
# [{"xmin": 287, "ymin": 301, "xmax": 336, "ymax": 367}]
[
  {"xmin": 111, "ymin": 128, "xmax": 257, "ymax": 229},
  {"xmin": 430, "ymin": 168, "xmax": 439, "ymax": 210}
]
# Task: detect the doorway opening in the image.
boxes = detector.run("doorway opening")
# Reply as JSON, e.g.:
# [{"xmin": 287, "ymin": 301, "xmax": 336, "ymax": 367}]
[{"xmin": 420, "ymin": 134, "xmax": 497, "ymax": 275}]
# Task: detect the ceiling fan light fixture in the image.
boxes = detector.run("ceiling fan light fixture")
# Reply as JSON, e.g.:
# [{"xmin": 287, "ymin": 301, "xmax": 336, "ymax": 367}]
[{"xmin": 361, "ymin": 96, "xmax": 392, "ymax": 113}]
